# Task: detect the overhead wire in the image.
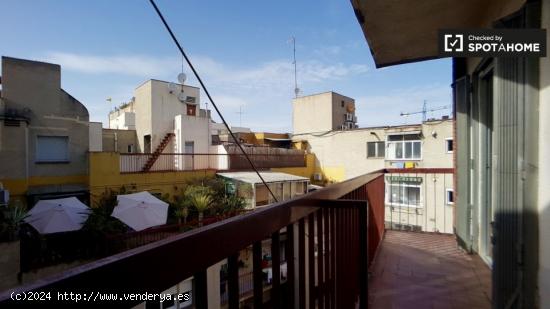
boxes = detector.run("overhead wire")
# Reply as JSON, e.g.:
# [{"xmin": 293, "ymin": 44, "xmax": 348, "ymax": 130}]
[{"xmin": 148, "ymin": 0, "xmax": 278, "ymax": 203}]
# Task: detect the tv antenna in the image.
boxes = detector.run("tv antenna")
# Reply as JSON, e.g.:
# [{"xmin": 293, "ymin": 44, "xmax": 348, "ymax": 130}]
[
  {"xmin": 236, "ymin": 105, "xmax": 244, "ymax": 127},
  {"xmin": 400, "ymin": 100, "xmax": 450, "ymax": 122},
  {"xmin": 289, "ymin": 36, "xmax": 299, "ymax": 98}
]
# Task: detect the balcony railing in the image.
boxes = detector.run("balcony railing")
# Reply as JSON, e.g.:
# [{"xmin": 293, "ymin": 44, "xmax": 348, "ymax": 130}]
[
  {"xmin": 383, "ymin": 168, "xmax": 455, "ymax": 234},
  {"xmin": 119, "ymin": 153, "xmax": 307, "ymax": 173},
  {"xmin": 0, "ymin": 171, "xmax": 385, "ymax": 308}
]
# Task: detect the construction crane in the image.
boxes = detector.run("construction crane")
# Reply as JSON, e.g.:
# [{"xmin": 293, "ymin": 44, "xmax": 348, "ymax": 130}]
[{"xmin": 400, "ymin": 100, "xmax": 451, "ymax": 122}]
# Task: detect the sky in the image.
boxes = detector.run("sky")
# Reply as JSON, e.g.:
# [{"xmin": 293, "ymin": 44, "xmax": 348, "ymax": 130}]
[{"xmin": 0, "ymin": 0, "xmax": 453, "ymax": 132}]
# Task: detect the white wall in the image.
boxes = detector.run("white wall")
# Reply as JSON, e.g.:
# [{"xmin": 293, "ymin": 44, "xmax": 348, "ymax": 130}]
[
  {"xmin": 294, "ymin": 120, "xmax": 454, "ymax": 180},
  {"xmin": 133, "ymin": 80, "xmax": 201, "ymax": 153},
  {"xmin": 292, "ymin": 92, "xmax": 356, "ymax": 135},
  {"xmin": 151, "ymin": 81, "xmax": 200, "ymax": 150},
  {"xmin": 174, "ymin": 114, "xmax": 211, "ymax": 170},
  {"xmin": 538, "ymin": 0, "xmax": 550, "ymax": 306},
  {"xmin": 88, "ymin": 122, "xmax": 103, "ymax": 151}
]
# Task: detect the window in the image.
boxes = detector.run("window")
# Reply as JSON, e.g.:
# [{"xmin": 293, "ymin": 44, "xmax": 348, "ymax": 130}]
[
  {"xmin": 385, "ymin": 177, "xmax": 422, "ymax": 207},
  {"xmin": 445, "ymin": 138, "xmax": 454, "ymax": 153},
  {"xmin": 367, "ymin": 141, "xmax": 385, "ymax": 158},
  {"xmin": 36, "ymin": 136, "xmax": 69, "ymax": 162},
  {"xmin": 341, "ymin": 100, "xmax": 345, "ymax": 107},
  {"xmin": 386, "ymin": 133, "xmax": 422, "ymax": 160},
  {"xmin": 127, "ymin": 144, "xmax": 134, "ymax": 153},
  {"xmin": 446, "ymin": 189, "xmax": 454, "ymax": 205}
]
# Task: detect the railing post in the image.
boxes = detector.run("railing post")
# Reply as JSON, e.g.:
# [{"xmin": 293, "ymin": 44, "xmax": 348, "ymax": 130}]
[
  {"xmin": 271, "ymin": 231, "xmax": 281, "ymax": 309},
  {"xmin": 317, "ymin": 209, "xmax": 325, "ymax": 309},
  {"xmin": 359, "ymin": 201, "xmax": 368, "ymax": 309},
  {"xmin": 298, "ymin": 218, "xmax": 306, "ymax": 309},
  {"xmin": 194, "ymin": 270, "xmax": 208, "ymax": 309},
  {"xmin": 253, "ymin": 241, "xmax": 263, "ymax": 308},
  {"xmin": 228, "ymin": 253, "xmax": 239, "ymax": 309},
  {"xmin": 308, "ymin": 213, "xmax": 315, "ymax": 309},
  {"xmin": 285, "ymin": 223, "xmax": 295, "ymax": 309}
]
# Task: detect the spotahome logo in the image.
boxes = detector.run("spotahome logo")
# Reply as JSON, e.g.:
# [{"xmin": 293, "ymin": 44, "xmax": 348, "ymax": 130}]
[{"xmin": 439, "ymin": 29, "xmax": 546, "ymax": 57}]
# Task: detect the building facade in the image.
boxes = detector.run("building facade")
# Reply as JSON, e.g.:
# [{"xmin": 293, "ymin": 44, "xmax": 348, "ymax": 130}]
[
  {"xmin": 292, "ymin": 91, "xmax": 357, "ymax": 135},
  {"xmin": 351, "ymin": 0, "xmax": 550, "ymax": 306},
  {"xmin": 292, "ymin": 91, "xmax": 454, "ymax": 233},
  {"xmin": 0, "ymin": 57, "xmax": 90, "ymax": 206}
]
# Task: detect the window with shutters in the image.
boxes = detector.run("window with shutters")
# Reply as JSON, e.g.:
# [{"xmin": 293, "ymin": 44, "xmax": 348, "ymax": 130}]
[{"xmin": 36, "ymin": 136, "xmax": 69, "ymax": 162}]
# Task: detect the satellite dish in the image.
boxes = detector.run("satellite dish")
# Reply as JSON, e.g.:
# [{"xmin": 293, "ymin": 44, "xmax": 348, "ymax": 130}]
[
  {"xmin": 346, "ymin": 104, "xmax": 355, "ymax": 113},
  {"xmin": 177, "ymin": 73, "xmax": 187, "ymax": 84},
  {"xmin": 177, "ymin": 92, "xmax": 186, "ymax": 102},
  {"xmin": 168, "ymin": 83, "xmax": 177, "ymax": 93}
]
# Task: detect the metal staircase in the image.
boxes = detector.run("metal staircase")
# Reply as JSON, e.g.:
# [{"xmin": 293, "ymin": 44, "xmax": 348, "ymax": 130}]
[{"xmin": 142, "ymin": 133, "xmax": 175, "ymax": 172}]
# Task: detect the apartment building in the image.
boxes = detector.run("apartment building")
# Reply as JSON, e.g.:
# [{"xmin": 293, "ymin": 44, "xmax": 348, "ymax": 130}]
[
  {"xmin": 351, "ymin": 0, "xmax": 550, "ymax": 307},
  {"xmin": 0, "ymin": 57, "xmax": 90, "ymax": 206},
  {"xmin": 293, "ymin": 91, "xmax": 454, "ymax": 232}
]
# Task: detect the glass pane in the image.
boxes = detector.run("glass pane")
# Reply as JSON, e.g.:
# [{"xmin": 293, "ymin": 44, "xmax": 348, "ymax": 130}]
[
  {"xmin": 255, "ymin": 184, "xmax": 269, "ymax": 206},
  {"xmin": 388, "ymin": 184, "xmax": 401, "ymax": 204},
  {"xmin": 405, "ymin": 142, "xmax": 412, "ymax": 159},
  {"xmin": 387, "ymin": 143, "xmax": 395, "ymax": 159},
  {"xmin": 395, "ymin": 143, "xmax": 403, "ymax": 159},
  {"xmin": 388, "ymin": 135, "xmax": 403, "ymax": 141},
  {"xmin": 403, "ymin": 186, "xmax": 420, "ymax": 205},
  {"xmin": 377, "ymin": 142, "xmax": 385, "ymax": 157},
  {"xmin": 283, "ymin": 182, "xmax": 291, "ymax": 200},
  {"xmin": 403, "ymin": 133, "xmax": 421, "ymax": 140},
  {"xmin": 413, "ymin": 142, "xmax": 421, "ymax": 158},
  {"xmin": 367, "ymin": 142, "xmax": 376, "ymax": 157}
]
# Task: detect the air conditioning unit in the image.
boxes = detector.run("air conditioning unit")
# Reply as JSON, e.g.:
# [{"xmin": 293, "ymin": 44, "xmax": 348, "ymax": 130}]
[
  {"xmin": 345, "ymin": 113, "xmax": 353, "ymax": 121},
  {"xmin": 313, "ymin": 173, "xmax": 323, "ymax": 181}
]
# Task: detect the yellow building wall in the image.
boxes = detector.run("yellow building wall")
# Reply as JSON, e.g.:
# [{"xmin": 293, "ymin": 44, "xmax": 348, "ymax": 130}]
[
  {"xmin": 271, "ymin": 153, "xmax": 316, "ymax": 179},
  {"xmin": 271, "ymin": 153, "xmax": 345, "ymax": 184},
  {"xmin": 320, "ymin": 167, "xmax": 346, "ymax": 183},
  {"xmin": 1, "ymin": 175, "xmax": 88, "ymax": 207},
  {"xmin": 89, "ymin": 152, "xmax": 216, "ymax": 205}
]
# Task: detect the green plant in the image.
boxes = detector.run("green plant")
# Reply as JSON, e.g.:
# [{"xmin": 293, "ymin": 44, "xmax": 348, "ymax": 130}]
[
  {"xmin": 83, "ymin": 188, "xmax": 127, "ymax": 234},
  {"xmin": 186, "ymin": 186, "xmax": 213, "ymax": 225},
  {"xmin": 171, "ymin": 194, "xmax": 190, "ymax": 225},
  {"xmin": 219, "ymin": 195, "xmax": 246, "ymax": 215},
  {"xmin": 0, "ymin": 200, "xmax": 28, "ymax": 241}
]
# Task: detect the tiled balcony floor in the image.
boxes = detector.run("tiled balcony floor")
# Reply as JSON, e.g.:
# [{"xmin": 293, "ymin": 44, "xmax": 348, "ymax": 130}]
[{"xmin": 368, "ymin": 230, "xmax": 491, "ymax": 309}]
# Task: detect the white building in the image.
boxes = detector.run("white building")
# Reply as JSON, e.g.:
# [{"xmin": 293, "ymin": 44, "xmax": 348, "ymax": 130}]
[
  {"xmin": 292, "ymin": 91, "xmax": 454, "ymax": 233},
  {"xmin": 108, "ymin": 79, "xmax": 211, "ymax": 156},
  {"xmin": 292, "ymin": 91, "xmax": 357, "ymax": 135}
]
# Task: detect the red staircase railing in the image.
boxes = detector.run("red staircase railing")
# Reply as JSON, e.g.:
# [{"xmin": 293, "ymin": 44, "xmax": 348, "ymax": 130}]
[{"xmin": 141, "ymin": 133, "xmax": 175, "ymax": 172}]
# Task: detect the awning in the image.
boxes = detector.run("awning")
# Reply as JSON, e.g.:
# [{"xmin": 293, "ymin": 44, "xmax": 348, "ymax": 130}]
[
  {"xmin": 217, "ymin": 171, "xmax": 308, "ymax": 185},
  {"xmin": 264, "ymin": 138, "xmax": 292, "ymax": 142},
  {"xmin": 386, "ymin": 130, "xmax": 421, "ymax": 136},
  {"xmin": 350, "ymin": 0, "xmax": 526, "ymax": 68}
]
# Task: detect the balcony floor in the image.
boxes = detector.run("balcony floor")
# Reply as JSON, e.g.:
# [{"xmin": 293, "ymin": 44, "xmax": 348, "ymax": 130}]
[{"xmin": 368, "ymin": 230, "xmax": 491, "ymax": 309}]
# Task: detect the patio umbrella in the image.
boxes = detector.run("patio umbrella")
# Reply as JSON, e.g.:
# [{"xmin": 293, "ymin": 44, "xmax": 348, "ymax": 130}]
[
  {"xmin": 111, "ymin": 191, "xmax": 168, "ymax": 231},
  {"xmin": 25, "ymin": 197, "xmax": 90, "ymax": 234}
]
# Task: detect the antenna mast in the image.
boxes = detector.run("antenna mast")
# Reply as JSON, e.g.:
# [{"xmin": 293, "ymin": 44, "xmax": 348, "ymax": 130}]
[{"xmin": 291, "ymin": 36, "xmax": 299, "ymax": 98}]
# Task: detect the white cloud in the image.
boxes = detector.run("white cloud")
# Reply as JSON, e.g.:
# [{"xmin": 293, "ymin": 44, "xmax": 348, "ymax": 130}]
[
  {"xmin": 45, "ymin": 52, "xmax": 175, "ymax": 77},
  {"xmin": 42, "ymin": 51, "xmax": 369, "ymax": 132}
]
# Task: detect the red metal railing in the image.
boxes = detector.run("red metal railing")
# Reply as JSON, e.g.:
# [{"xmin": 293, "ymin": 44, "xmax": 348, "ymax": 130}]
[{"xmin": 119, "ymin": 153, "xmax": 307, "ymax": 173}]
